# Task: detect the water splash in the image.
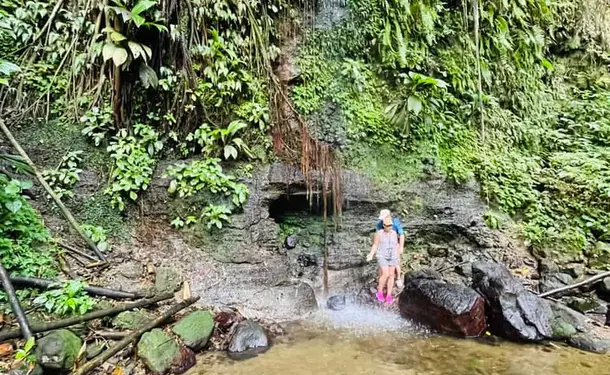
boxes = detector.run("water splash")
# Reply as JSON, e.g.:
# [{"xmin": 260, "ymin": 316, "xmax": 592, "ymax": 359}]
[{"xmin": 309, "ymin": 298, "xmax": 425, "ymax": 336}]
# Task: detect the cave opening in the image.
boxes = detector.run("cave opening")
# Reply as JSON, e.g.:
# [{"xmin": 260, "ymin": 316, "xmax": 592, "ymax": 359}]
[{"xmin": 269, "ymin": 191, "xmax": 336, "ymax": 223}]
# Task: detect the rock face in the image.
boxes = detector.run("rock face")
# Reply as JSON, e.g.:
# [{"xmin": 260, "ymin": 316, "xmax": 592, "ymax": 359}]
[
  {"xmin": 137, "ymin": 329, "xmax": 180, "ymax": 374},
  {"xmin": 399, "ymin": 272, "xmax": 486, "ymax": 337},
  {"xmin": 155, "ymin": 266, "xmax": 182, "ymax": 294},
  {"xmin": 36, "ymin": 329, "xmax": 82, "ymax": 370},
  {"xmin": 472, "ymin": 262, "xmax": 552, "ymax": 341},
  {"xmin": 172, "ymin": 311, "xmax": 215, "ymax": 351},
  {"xmin": 548, "ymin": 301, "xmax": 587, "ymax": 340},
  {"xmin": 228, "ymin": 320, "xmax": 269, "ymax": 358}
]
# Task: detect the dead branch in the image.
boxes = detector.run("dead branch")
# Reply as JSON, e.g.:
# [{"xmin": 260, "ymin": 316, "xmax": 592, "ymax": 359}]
[
  {"xmin": 9, "ymin": 276, "xmax": 143, "ymax": 299},
  {"xmin": 73, "ymin": 297, "xmax": 200, "ymax": 375},
  {"xmin": 92, "ymin": 331, "xmax": 132, "ymax": 340},
  {"xmin": 0, "ymin": 293, "xmax": 173, "ymax": 341},
  {"xmin": 0, "ymin": 119, "xmax": 106, "ymax": 262},
  {"xmin": 539, "ymin": 271, "xmax": 610, "ymax": 298},
  {"xmin": 58, "ymin": 241, "xmax": 98, "ymax": 262},
  {"xmin": 0, "ymin": 263, "xmax": 33, "ymax": 340}
]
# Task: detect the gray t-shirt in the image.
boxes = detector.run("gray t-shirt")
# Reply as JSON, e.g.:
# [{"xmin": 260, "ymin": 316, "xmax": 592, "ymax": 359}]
[{"xmin": 377, "ymin": 229, "xmax": 398, "ymax": 258}]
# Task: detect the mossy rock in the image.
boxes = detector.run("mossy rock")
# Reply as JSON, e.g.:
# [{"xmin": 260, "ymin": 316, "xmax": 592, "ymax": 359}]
[
  {"xmin": 137, "ymin": 329, "xmax": 180, "ymax": 374},
  {"xmin": 36, "ymin": 329, "xmax": 82, "ymax": 370},
  {"xmin": 112, "ymin": 310, "xmax": 153, "ymax": 330},
  {"xmin": 155, "ymin": 266, "xmax": 182, "ymax": 294},
  {"xmin": 551, "ymin": 319, "xmax": 577, "ymax": 340},
  {"xmin": 172, "ymin": 311, "xmax": 214, "ymax": 351}
]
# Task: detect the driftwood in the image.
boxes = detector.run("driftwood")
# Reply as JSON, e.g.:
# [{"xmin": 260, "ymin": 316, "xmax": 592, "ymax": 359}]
[
  {"xmin": 92, "ymin": 331, "xmax": 132, "ymax": 340},
  {"xmin": 9, "ymin": 276, "xmax": 142, "ymax": 299},
  {"xmin": 539, "ymin": 271, "xmax": 610, "ymax": 298},
  {"xmin": 0, "ymin": 119, "xmax": 106, "ymax": 262},
  {"xmin": 0, "ymin": 263, "xmax": 33, "ymax": 340},
  {"xmin": 73, "ymin": 297, "xmax": 200, "ymax": 375},
  {"xmin": 0, "ymin": 293, "xmax": 173, "ymax": 341}
]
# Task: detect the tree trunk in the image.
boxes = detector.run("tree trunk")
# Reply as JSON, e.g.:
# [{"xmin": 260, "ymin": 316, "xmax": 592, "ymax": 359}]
[{"xmin": 0, "ymin": 263, "xmax": 33, "ymax": 340}]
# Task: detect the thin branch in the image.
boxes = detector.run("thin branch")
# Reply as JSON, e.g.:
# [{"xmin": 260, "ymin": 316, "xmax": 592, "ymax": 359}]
[
  {"xmin": 539, "ymin": 271, "xmax": 610, "ymax": 298},
  {"xmin": 0, "ymin": 263, "xmax": 33, "ymax": 340}
]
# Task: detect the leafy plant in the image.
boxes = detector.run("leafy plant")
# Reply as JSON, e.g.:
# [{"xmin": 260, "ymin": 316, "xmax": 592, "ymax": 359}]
[
  {"xmin": 0, "ymin": 59, "xmax": 20, "ymax": 85},
  {"xmin": 0, "ymin": 176, "xmax": 56, "ymax": 277},
  {"xmin": 81, "ymin": 224, "xmax": 110, "ymax": 252},
  {"xmin": 42, "ymin": 150, "xmax": 84, "ymax": 199},
  {"xmin": 80, "ymin": 106, "xmax": 114, "ymax": 146},
  {"xmin": 106, "ymin": 124, "xmax": 161, "ymax": 210},
  {"xmin": 33, "ymin": 280, "xmax": 96, "ymax": 316},
  {"xmin": 14, "ymin": 337, "xmax": 36, "ymax": 366}
]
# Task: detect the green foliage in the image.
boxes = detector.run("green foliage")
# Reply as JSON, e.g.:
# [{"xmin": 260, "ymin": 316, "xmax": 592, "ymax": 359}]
[
  {"xmin": 81, "ymin": 224, "xmax": 110, "ymax": 252},
  {"xmin": 42, "ymin": 150, "xmax": 84, "ymax": 199},
  {"xmin": 80, "ymin": 106, "xmax": 114, "ymax": 147},
  {"xmin": 106, "ymin": 124, "xmax": 162, "ymax": 210},
  {"xmin": 33, "ymin": 280, "xmax": 96, "ymax": 316},
  {"xmin": 165, "ymin": 159, "xmax": 248, "ymax": 229},
  {"xmin": 14, "ymin": 337, "xmax": 36, "ymax": 366},
  {"xmin": 0, "ymin": 176, "xmax": 56, "ymax": 277}
]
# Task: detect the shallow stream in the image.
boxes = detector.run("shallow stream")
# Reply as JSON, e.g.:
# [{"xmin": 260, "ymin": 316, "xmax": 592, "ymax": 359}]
[{"xmin": 187, "ymin": 303, "xmax": 610, "ymax": 375}]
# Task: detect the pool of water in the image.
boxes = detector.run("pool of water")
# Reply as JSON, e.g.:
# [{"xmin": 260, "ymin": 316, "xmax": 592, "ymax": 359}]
[{"xmin": 187, "ymin": 303, "xmax": 610, "ymax": 375}]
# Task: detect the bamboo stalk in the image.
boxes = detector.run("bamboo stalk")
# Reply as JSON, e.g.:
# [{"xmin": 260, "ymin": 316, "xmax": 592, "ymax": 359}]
[
  {"xmin": 0, "ymin": 119, "xmax": 107, "ymax": 262},
  {"xmin": 0, "ymin": 263, "xmax": 33, "ymax": 340},
  {"xmin": 73, "ymin": 297, "xmax": 200, "ymax": 375},
  {"xmin": 0, "ymin": 293, "xmax": 173, "ymax": 341}
]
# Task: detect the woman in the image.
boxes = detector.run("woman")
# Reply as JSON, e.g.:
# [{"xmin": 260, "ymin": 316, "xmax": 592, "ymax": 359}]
[{"xmin": 366, "ymin": 216, "xmax": 399, "ymax": 304}]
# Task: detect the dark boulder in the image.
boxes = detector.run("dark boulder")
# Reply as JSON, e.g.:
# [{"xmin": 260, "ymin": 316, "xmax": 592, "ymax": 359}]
[
  {"xmin": 399, "ymin": 273, "xmax": 486, "ymax": 337},
  {"xmin": 228, "ymin": 320, "xmax": 269, "ymax": 359},
  {"xmin": 472, "ymin": 262, "xmax": 552, "ymax": 342},
  {"xmin": 326, "ymin": 295, "xmax": 346, "ymax": 311},
  {"xmin": 539, "ymin": 273, "xmax": 573, "ymax": 296},
  {"xmin": 566, "ymin": 297, "xmax": 608, "ymax": 315}
]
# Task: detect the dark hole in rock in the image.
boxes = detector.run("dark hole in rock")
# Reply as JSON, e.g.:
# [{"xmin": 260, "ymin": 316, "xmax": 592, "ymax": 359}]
[{"xmin": 269, "ymin": 191, "xmax": 335, "ymax": 222}]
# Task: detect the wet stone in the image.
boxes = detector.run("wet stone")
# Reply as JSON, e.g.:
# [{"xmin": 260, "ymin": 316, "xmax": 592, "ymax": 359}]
[
  {"xmin": 327, "ymin": 295, "xmax": 346, "ymax": 311},
  {"xmin": 228, "ymin": 320, "xmax": 269, "ymax": 359},
  {"xmin": 568, "ymin": 333, "xmax": 610, "ymax": 354}
]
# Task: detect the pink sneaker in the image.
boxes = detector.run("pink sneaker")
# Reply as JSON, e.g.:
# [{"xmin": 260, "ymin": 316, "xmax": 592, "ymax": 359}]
[
  {"xmin": 376, "ymin": 291, "xmax": 385, "ymax": 302},
  {"xmin": 385, "ymin": 295, "xmax": 393, "ymax": 304}
]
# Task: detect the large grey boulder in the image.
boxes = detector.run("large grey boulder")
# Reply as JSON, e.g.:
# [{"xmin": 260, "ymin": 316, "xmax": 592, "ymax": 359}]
[{"xmin": 472, "ymin": 262, "xmax": 552, "ymax": 341}]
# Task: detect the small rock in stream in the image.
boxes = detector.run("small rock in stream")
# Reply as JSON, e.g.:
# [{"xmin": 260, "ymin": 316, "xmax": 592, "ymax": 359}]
[
  {"xmin": 568, "ymin": 333, "xmax": 610, "ymax": 354},
  {"xmin": 228, "ymin": 320, "xmax": 269, "ymax": 359},
  {"xmin": 285, "ymin": 234, "xmax": 298, "ymax": 249},
  {"xmin": 326, "ymin": 295, "xmax": 346, "ymax": 311}
]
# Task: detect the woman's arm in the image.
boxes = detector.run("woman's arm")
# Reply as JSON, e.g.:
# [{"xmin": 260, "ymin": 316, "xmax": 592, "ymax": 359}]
[{"xmin": 367, "ymin": 231, "xmax": 380, "ymax": 261}]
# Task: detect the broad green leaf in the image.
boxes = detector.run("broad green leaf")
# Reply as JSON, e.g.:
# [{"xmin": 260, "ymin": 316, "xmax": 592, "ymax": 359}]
[
  {"xmin": 110, "ymin": 31, "xmax": 126, "ymax": 42},
  {"xmin": 131, "ymin": 13, "xmax": 145, "ymax": 27},
  {"xmin": 138, "ymin": 63, "xmax": 158, "ymax": 88},
  {"xmin": 142, "ymin": 44, "xmax": 152, "ymax": 59},
  {"xmin": 107, "ymin": 6, "xmax": 131, "ymax": 22},
  {"xmin": 112, "ymin": 47, "xmax": 129, "ymax": 67},
  {"xmin": 128, "ymin": 41, "xmax": 146, "ymax": 60},
  {"xmin": 24, "ymin": 337, "xmax": 35, "ymax": 352},
  {"xmin": 131, "ymin": 0, "xmax": 156, "ymax": 16},
  {"xmin": 0, "ymin": 60, "xmax": 20, "ymax": 75},
  {"xmin": 5, "ymin": 182, "xmax": 20, "ymax": 195},
  {"xmin": 227, "ymin": 120, "xmax": 247, "ymax": 136},
  {"xmin": 102, "ymin": 43, "xmax": 117, "ymax": 62},
  {"xmin": 407, "ymin": 96, "xmax": 423, "ymax": 115},
  {"xmin": 129, "ymin": 191, "xmax": 138, "ymax": 200},
  {"xmin": 224, "ymin": 145, "xmax": 238, "ymax": 160}
]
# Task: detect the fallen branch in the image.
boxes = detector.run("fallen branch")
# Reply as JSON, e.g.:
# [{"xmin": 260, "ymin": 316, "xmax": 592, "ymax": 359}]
[
  {"xmin": 0, "ymin": 119, "xmax": 106, "ymax": 262},
  {"xmin": 92, "ymin": 331, "xmax": 132, "ymax": 340},
  {"xmin": 0, "ymin": 263, "xmax": 33, "ymax": 340},
  {"xmin": 10, "ymin": 276, "xmax": 142, "ymax": 299},
  {"xmin": 73, "ymin": 297, "xmax": 200, "ymax": 375},
  {"xmin": 58, "ymin": 241, "xmax": 98, "ymax": 262},
  {"xmin": 539, "ymin": 270, "xmax": 610, "ymax": 298},
  {"xmin": 0, "ymin": 293, "xmax": 173, "ymax": 341}
]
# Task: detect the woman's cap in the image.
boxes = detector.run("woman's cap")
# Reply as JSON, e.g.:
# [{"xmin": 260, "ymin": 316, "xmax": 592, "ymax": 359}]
[{"xmin": 378, "ymin": 209, "xmax": 391, "ymax": 220}]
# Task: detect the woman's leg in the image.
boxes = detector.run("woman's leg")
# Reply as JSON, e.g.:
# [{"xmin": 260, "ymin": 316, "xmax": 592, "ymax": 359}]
[
  {"xmin": 377, "ymin": 267, "xmax": 389, "ymax": 297},
  {"xmin": 386, "ymin": 266, "xmax": 396, "ymax": 299}
]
